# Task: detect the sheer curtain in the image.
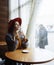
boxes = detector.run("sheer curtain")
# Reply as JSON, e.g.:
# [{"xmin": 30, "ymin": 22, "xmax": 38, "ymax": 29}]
[{"xmin": 26, "ymin": 0, "xmax": 41, "ymax": 48}]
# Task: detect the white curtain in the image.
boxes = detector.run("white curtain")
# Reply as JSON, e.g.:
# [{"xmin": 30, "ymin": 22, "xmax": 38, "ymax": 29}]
[{"xmin": 26, "ymin": 0, "xmax": 41, "ymax": 48}]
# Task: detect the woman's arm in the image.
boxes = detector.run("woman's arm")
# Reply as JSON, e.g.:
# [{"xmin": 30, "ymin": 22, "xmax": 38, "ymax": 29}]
[{"xmin": 5, "ymin": 34, "xmax": 18, "ymax": 51}]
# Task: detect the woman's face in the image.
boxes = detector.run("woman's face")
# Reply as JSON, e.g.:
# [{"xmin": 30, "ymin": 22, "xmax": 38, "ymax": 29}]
[{"xmin": 14, "ymin": 21, "xmax": 20, "ymax": 31}]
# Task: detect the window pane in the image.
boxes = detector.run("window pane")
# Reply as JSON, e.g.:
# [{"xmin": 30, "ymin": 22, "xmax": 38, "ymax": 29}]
[
  {"xmin": 9, "ymin": 0, "xmax": 18, "ymax": 19},
  {"xmin": 36, "ymin": 0, "xmax": 54, "ymax": 32},
  {"xmin": 21, "ymin": 3, "xmax": 31, "ymax": 35},
  {"xmin": 20, "ymin": 0, "xmax": 29, "ymax": 6}
]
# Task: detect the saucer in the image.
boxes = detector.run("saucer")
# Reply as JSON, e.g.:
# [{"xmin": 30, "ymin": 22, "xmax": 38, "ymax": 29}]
[{"xmin": 22, "ymin": 50, "xmax": 29, "ymax": 53}]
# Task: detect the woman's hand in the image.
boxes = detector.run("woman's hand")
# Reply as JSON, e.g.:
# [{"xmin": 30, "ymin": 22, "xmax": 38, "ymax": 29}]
[
  {"xmin": 15, "ymin": 32, "xmax": 20, "ymax": 40},
  {"xmin": 24, "ymin": 38, "xmax": 28, "ymax": 43},
  {"xmin": 15, "ymin": 35, "xmax": 19, "ymax": 40}
]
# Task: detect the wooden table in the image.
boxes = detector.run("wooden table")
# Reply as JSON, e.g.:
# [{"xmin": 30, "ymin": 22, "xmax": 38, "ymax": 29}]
[{"xmin": 5, "ymin": 48, "xmax": 54, "ymax": 65}]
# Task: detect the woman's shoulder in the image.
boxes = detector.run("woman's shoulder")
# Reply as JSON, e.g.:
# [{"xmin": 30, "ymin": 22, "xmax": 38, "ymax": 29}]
[{"xmin": 6, "ymin": 33, "xmax": 12, "ymax": 38}]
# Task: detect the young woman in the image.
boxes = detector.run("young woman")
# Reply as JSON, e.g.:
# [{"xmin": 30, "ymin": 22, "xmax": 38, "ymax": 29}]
[{"xmin": 5, "ymin": 17, "xmax": 28, "ymax": 51}]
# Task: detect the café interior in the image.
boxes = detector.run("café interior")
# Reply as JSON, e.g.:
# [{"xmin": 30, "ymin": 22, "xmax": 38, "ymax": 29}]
[{"xmin": 0, "ymin": 0, "xmax": 54, "ymax": 65}]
